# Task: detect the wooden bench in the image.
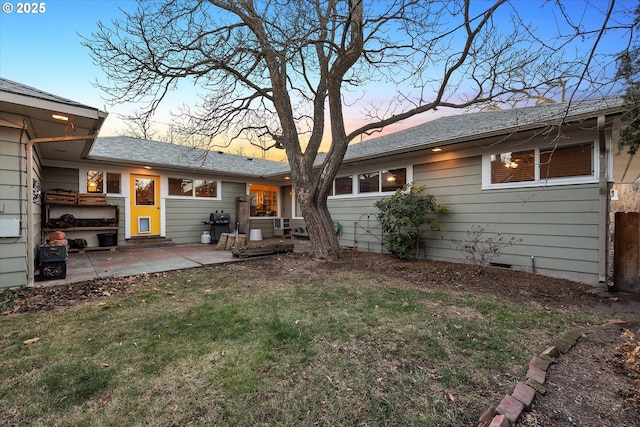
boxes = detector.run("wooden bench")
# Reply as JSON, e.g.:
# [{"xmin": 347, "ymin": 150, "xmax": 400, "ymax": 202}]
[
  {"xmin": 290, "ymin": 231, "xmax": 310, "ymax": 239},
  {"xmin": 231, "ymin": 243, "xmax": 295, "ymax": 258}
]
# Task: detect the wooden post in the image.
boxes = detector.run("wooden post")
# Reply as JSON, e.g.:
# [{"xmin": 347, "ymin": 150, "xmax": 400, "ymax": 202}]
[{"xmin": 236, "ymin": 195, "xmax": 250, "ymax": 234}]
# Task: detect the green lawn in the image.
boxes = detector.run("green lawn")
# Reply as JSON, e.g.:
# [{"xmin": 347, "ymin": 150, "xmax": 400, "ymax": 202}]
[{"xmin": 0, "ymin": 258, "xmax": 605, "ymax": 426}]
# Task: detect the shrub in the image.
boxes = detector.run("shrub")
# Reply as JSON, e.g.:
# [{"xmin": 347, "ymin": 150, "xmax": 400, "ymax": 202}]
[
  {"xmin": 454, "ymin": 224, "xmax": 522, "ymax": 267},
  {"xmin": 374, "ymin": 183, "xmax": 447, "ymax": 259}
]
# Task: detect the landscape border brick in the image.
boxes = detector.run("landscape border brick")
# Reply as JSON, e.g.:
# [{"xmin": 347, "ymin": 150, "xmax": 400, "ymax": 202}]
[
  {"xmin": 489, "ymin": 414, "xmax": 510, "ymax": 427},
  {"xmin": 512, "ymin": 381, "xmax": 536, "ymax": 408},
  {"xmin": 529, "ymin": 355, "xmax": 551, "ymax": 371},
  {"xmin": 541, "ymin": 345, "xmax": 560, "ymax": 359},
  {"xmin": 525, "ymin": 364, "xmax": 546, "ymax": 385},
  {"xmin": 496, "ymin": 394, "xmax": 524, "ymax": 423},
  {"xmin": 476, "ymin": 330, "xmax": 582, "ymax": 427},
  {"xmin": 554, "ymin": 338, "xmax": 574, "ymax": 353}
]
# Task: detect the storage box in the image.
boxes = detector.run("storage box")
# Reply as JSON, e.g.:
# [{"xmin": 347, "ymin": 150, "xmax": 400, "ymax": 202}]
[
  {"xmin": 97, "ymin": 232, "xmax": 117, "ymax": 247},
  {"xmin": 78, "ymin": 193, "xmax": 107, "ymax": 206},
  {"xmin": 39, "ymin": 261, "xmax": 67, "ymax": 281},
  {"xmin": 39, "ymin": 245, "xmax": 67, "ymax": 262},
  {"xmin": 44, "ymin": 189, "xmax": 77, "ymax": 205}
]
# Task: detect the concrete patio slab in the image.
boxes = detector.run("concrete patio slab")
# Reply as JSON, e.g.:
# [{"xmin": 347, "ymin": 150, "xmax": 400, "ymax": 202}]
[{"xmin": 34, "ymin": 239, "xmax": 311, "ymax": 287}]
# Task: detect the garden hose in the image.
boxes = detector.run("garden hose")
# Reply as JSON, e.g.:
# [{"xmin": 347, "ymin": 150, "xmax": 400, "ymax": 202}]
[{"xmin": 333, "ymin": 221, "xmax": 342, "ymax": 236}]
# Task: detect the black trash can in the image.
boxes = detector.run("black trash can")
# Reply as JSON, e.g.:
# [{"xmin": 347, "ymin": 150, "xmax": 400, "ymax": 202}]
[{"xmin": 97, "ymin": 232, "xmax": 117, "ymax": 247}]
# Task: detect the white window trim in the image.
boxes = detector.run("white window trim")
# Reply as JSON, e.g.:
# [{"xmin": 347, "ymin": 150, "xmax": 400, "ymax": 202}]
[
  {"xmin": 249, "ymin": 184, "xmax": 280, "ymax": 218},
  {"xmin": 481, "ymin": 141, "xmax": 599, "ymax": 190},
  {"xmin": 291, "ymin": 189, "xmax": 304, "ymax": 219},
  {"xmin": 81, "ymin": 168, "xmax": 123, "ymax": 195},
  {"xmin": 331, "ymin": 174, "xmax": 355, "ymax": 198},
  {"xmin": 329, "ymin": 165, "xmax": 413, "ymax": 198},
  {"xmin": 166, "ymin": 177, "xmax": 222, "ymax": 200}
]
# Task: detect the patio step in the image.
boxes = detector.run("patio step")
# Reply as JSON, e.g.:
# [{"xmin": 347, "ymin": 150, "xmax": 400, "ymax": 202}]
[{"xmin": 120, "ymin": 237, "xmax": 175, "ymax": 249}]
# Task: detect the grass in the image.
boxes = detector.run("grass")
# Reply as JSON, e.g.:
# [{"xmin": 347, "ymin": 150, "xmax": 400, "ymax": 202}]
[{"xmin": 0, "ymin": 260, "xmax": 606, "ymax": 426}]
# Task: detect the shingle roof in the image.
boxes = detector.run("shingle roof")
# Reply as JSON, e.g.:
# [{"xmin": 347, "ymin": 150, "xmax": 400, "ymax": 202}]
[
  {"xmin": 90, "ymin": 98, "xmax": 624, "ymax": 177},
  {"xmin": 339, "ymin": 97, "xmax": 624, "ymax": 162},
  {"xmin": 90, "ymin": 136, "xmax": 290, "ymax": 176},
  {"xmin": 0, "ymin": 77, "xmax": 97, "ymax": 110}
]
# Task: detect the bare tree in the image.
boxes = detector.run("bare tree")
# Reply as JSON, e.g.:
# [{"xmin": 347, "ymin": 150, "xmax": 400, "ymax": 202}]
[
  {"xmin": 83, "ymin": 0, "xmax": 634, "ymax": 261},
  {"xmin": 117, "ymin": 110, "xmax": 158, "ymax": 140}
]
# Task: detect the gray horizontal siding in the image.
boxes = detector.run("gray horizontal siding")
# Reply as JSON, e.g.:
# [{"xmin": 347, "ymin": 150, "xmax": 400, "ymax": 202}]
[
  {"xmin": 33, "ymin": 152, "xmax": 43, "ymax": 270},
  {"xmin": 422, "ymin": 156, "xmax": 601, "ymax": 280},
  {"xmin": 0, "ymin": 198, "xmax": 22, "ymax": 215},
  {"xmin": 0, "ymin": 180, "xmax": 27, "ymax": 288},
  {"xmin": 0, "ymin": 139, "xmax": 24, "ymax": 157},
  {"xmin": 41, "ymin": 166, "xmax": 80, "ymax": 192},
  {"xmin": 289, "ymin": 219, "xmax": 306, "ymax": 232},
  {"xmin": 0, "ymin": 241, "xmax": 27, "ymax": 287},
  {"xmin": 165, "ymin": 181, "xmax": 245, "ymax": 244},
  {"xmin": 106, "ymin": 197, "xmax": 126, "ymax": 247},
  {"xmin": 165, "ymin": 199, "xmax": 217, "ymax": 244},
  {"xmin": 0, "ymin": 134, "xmax": 27, "ymax": 287},
  {"xmin": 247, "ymin": 218, "xmax": 278, "ymax": 239},
  {"xmin": 0, "ymin": 170, "xmax": 20, "ymax": 192},
  {"xmin": 329, "ymin": 196, "xmax": 384, "ymax": 252},
  {"xmin": 328, "ymin": 155, "xmax": 602, "ymax": 284},
  {"xmin": 245, "ymin": 217, "xmax": 304, "ymax": 239}
]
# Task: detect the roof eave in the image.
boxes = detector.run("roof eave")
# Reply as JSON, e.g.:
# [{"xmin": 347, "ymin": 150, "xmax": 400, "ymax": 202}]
[
  {"xmin": 86, "ymin": 155, "xmax": 286, "ymax": 180},
  {"xmin": 80, "ymin": 111, "xmax": 109, "ymax": 158},
  {"xmin": 1, "ymin": 91, "xmax": 105, "ymax": 120},
  {"xmin": 338, "ymin": 105, "xmax": 627, "ymax": 166}
]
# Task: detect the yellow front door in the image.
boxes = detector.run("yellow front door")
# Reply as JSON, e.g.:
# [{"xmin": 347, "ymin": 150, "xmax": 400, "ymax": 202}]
[{"xmin": 130, "ymin": 174, "xmax": 161, "ymax": 236}]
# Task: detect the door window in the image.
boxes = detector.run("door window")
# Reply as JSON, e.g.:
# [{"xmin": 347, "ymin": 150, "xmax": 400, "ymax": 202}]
[{"xmin": 135, "ymin": 177, "xmax": 155, "ymax": 206}]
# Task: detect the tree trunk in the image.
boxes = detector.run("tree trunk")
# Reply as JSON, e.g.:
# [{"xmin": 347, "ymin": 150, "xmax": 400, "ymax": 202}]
[{"xmin": 297, "ymin": 187, "xmax": 341, "ymax": 261}]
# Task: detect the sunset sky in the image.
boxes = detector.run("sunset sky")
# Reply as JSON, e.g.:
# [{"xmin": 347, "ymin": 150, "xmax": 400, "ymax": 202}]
[{"xmin": 0, "ymin": 0, "xmax": 635, "ymax": 154}]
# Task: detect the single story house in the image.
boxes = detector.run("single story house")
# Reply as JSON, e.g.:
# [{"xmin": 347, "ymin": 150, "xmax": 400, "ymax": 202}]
[
  {"xmin": 1, "ymin": 77, "xmax": 633, "ymax": 287},
  {"xmin": 327, "ymin": 97, "xmax": 630, "ymax": 286},
  {"xmin": 0, "ymin": 78, "xmax": 107, "ymax": 287}
]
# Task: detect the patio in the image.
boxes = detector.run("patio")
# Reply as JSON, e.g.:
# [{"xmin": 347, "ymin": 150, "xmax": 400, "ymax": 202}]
[{"xmin": 35, "ymin": 238, "xmax": 311, "ymax": 287}]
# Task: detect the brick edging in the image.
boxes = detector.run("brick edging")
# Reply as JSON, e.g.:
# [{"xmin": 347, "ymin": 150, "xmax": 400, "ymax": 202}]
[{"xmin": 476, "ymin": 329, "xmax": 584, "ymax": 427}]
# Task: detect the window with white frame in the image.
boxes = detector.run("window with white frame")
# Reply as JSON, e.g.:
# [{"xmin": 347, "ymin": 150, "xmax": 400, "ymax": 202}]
[
  {"xmin": 334, "ymin": 175, "xmax": 353, "ymax": 195},
  {"xmin": 249, "ymin": 184, "xmax": 278, "ymax": 216},
  {"xmin": 331, "ymin": 167, "xmax": 407, "ymax": 196},
  {"xmin": 168, "ymin": 177, "xmax": 219, "ymax": 198},
  {"xmin": 358, "ymin": 171, "xmax": 380, "ymax": 193},
  {"xmin": 484, "ymin": 142, "xmax": 595, "ymax": 188},
  {"xmin": 87, "ymin": 170, "xmax": 121, "ymax": 194},
  {"xmin": 381, "ymin": 169, "xmax": 407, "ymax": 192}
]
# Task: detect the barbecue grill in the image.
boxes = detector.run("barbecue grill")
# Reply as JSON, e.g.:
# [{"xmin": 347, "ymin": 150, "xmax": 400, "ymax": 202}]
[{"xmin": 203, "ymin": 211, "xmax": 231, "ymax": 243}]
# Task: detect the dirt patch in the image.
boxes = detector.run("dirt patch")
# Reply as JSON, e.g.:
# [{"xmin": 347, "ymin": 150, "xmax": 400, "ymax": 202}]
[
  {"xmin": 0, "ymin": 276, "xmax": 140, "ymax": 315},
  {"xmin": 519, "ymin": 323, "xmax": 640, "ymax": 427},
  {"xmin": 2, "ymin": 249, "xmax": 639, "ymax": 425}
]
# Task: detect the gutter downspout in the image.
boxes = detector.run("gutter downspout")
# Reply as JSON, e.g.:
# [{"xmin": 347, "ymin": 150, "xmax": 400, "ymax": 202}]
[
  {"xmin": 25, "ymin": 135, "xmax": 100, "ymax": 286},
  {"xmin": 597, "ymin": 115, "xmax": 608, "ymax": 284}
]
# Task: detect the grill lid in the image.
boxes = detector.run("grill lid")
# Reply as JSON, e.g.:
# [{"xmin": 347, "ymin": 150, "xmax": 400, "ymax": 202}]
[{"xmin": 210, "ymin": 212, "xmax": 231, "ymax": 223}]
